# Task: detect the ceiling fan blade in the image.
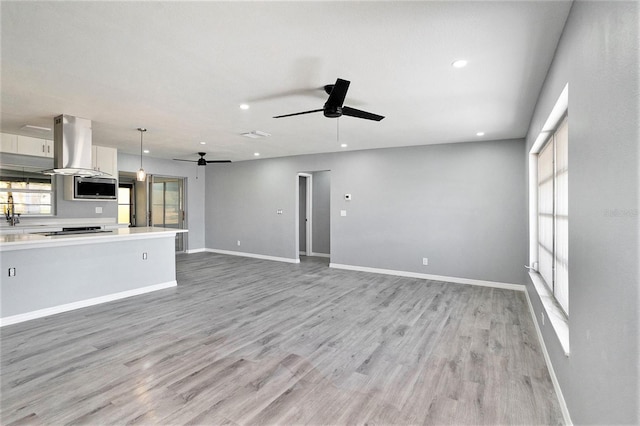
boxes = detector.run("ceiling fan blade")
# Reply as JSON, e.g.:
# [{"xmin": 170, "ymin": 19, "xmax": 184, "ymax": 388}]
[
  {"xmin": 173, "ymin": 159, "xmax": 198, "ymax": 162},
  {"xmin": 205, "ymin": 160, "xmax": 232, "ymax": 163},
  {"xmin": 273, "ymin": 109, "xmax": 323, "ymax": 118},
  {"xmin": 325, "ymin": 78, "xmax": 350, "ymax": 108},
  {"xmin": 342, "ymin": 106, "xmax": 385, "ymax": 121}
]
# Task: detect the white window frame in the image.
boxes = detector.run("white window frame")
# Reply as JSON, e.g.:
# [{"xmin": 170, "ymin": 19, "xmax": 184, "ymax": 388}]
[
  {"xmin": 528, "ymin": 83, "xmax": 570, "ymax": 355},
  {"xmin": 538, "ymin": 115, "xmax": 569, "ymax": 315}
]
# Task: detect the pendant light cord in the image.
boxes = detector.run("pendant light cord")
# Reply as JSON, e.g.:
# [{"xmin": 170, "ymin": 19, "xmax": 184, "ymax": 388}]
[
  {"xmin": 138, "ymin": 128, "xmax": 146, "ymax": 168},
  {"xmin": 137, "ymin": 128, "xmax": 147, "ymax": 181},
  {"xmin": 140, "ymin": 131, "xmax": 143, "ymax": 168}
]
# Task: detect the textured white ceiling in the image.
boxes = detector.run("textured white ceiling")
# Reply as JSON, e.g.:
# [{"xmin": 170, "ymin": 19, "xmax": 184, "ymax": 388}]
[{"xmin": 1, "ymin": 1, "xmax": 572, "ymax": 162}]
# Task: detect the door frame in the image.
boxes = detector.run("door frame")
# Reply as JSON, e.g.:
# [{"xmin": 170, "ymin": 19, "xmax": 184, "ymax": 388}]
[
  {"xmin": 296, "ymin": 173, "xmax": 313, "ymax": 258},
  {"xmin": 148, "ymin": 174, "xmax": 188, "ymax": 253},
  {"xmin": 117, "ymin": 181, "xmax": 135, "ymax": 226}
]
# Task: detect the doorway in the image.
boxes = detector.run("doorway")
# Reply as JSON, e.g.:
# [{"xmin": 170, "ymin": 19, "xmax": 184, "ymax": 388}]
[
  {"xmin": 117, "ymin": 182, "xmax": 134, "ymax": 226},
  {"xmin": 118, "ymin": 172, "xmax": 144, "ymax": 227},
  {"xmin": 298, "ymin": 173, "xmax": 312, "ymax": 257},
  {"xmin": 149, "ymin": 175, "xmax": 188, "ymax": 252},
  {"xmin": 296, "ymin": 171, "xmax": 331, "ymax": 260},
  {"xmin": 118, "ymin": 172, "xmax": 188, "ymax": 252}
]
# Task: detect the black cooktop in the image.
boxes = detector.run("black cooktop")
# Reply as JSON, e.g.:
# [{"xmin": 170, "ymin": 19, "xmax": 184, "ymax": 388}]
[{"xmin": 38, "ymin": 226, "xmax": 113, "ymax": 236}]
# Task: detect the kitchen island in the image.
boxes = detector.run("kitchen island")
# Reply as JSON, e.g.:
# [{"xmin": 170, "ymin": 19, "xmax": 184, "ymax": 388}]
[{"xmin": 0, "ymin": 227, "xmax": 186, "ymax": 326}]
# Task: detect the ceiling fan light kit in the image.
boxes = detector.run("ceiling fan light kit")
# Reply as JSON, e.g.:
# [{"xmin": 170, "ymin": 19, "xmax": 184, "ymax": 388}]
[{"xmin": 274, "ymin": 78, "xmax": 385, "ymax": 122}]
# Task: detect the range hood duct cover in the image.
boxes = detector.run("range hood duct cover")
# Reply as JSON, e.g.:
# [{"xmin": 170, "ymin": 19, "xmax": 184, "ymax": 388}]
[{"xmin": 42, "ymin": 114, "xmax": 109, "ymax": 177}]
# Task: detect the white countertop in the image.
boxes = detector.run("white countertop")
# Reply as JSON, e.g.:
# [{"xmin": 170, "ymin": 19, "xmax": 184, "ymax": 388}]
[
  {"xmin": 0, "ymin": 227, "xmax": 187, "ymax": 251},
  {"xmin": 0, "ymin": 218, "xmax": 128, "ymax": 235}
]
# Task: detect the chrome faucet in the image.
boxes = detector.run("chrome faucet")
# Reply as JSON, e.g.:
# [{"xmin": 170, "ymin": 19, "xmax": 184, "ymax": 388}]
[{"xmin": 5, "ymin": 195, "xmax": 20, "ymax": 226}]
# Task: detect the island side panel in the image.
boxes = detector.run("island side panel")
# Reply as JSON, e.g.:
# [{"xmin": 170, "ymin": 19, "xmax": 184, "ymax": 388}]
[{"xmin": 0, "ymin": 235, "xmax": 176, "ymax": 319}]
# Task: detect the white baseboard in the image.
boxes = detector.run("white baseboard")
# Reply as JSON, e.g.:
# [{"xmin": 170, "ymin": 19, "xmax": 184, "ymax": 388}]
[
  {"xmin": 185, "ymin": 248, "xmax": 207, "ymax": 254},
  {"xmin": 205, "ymin": 248, "xmax": 300, "ymax": 264},
  {"xmin": 523, "ymin": 290, "xmax": 573, "ymax": 425},
  {"xmin": 328, "ymin": 263, "xmax": 525, "ymax": 291},
  {"xmin": 0, "ymin": 281, "xmax": 177, "ymax": 327},
  {"xmin": 299, "ymin": 252, "xmax": 330, "ymax": 258},
  {"xmin": 310, "ymin": 252, "xmax": 331, "ymax": 258}
]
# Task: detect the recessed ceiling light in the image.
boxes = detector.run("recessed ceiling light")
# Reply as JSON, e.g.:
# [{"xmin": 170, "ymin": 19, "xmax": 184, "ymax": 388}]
[
  {"xmin": 199, "ymin": 141, "xmax": 206, "ymax": 145},
  {"xmin": 340, "ymin": 143, "xmax": 348, "ymax": 148},
  {"xmin": 143, "ymin": 149, "xmax": 150, "ymax": 154},
  {"xmin": 254, "ymin": 152, "xmax": 260, "ymax": 157},
  {"xmin": 240, "ymin": 104, "xmax": 250, "ymax": 110},
  {"xmin": 452, "ymin": 59, "xmax": 468, "ymax": 68},
  {"xmin": 476, "ymin": 131, "xmax": 485, "ymax": 136}
]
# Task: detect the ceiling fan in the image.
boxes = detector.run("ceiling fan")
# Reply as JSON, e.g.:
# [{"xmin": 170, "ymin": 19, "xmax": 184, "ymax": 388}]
[
  {"xmin": 173, "ymin": 152, "xmax": 231, "ymax": 166},
  {"xmin": 273, "ymin": 78, "xmax": 385, "ymax": 121}
]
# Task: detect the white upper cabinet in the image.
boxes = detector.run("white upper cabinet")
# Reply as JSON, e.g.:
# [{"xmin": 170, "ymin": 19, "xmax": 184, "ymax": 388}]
[
  {"xmin": 16, "ymin": 135, "xmax": 53, "ymax": 158},
  {"xmin": 0, "ymin": 134, "xmax": 118, "ymax": 176},
  {"xmin": 92, "ymin": 145, "xmax": 118, "ymax": 177},
  {"xmin": 0, "ymin": 133, "xmax": 18, "ymax": 153},
  {"xmin": 0, "ymin": 133, "xmax": 53, "ymax": 158}
]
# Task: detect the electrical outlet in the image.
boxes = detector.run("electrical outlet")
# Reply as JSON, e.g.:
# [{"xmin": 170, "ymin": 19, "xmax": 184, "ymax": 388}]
[
  {"xmin": 95, "ymin": 206, "xmax": 102, "ymax": 214},
  {"xmin": 8, "ymin": 267, "xmax": 16, "ymax": 277},
  {"xmin": 422, "ymin": 257, "xmax": 428, "ymax": 266},
  {"xmin": 142, "ymin": 252, "xmax": 148, "ymax": 260},
  {"xmin": 237, "ymin": 240, "xmax": 241, "ymax": 246}
]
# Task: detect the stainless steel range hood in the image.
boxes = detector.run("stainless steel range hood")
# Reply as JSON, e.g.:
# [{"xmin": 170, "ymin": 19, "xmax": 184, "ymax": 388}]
[{"xmin": 42, "ymin": 114, "xmax": 108, "ymax": 177}]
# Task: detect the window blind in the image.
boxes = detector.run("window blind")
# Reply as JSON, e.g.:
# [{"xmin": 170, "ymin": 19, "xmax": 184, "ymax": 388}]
[
  {"xmin": 554, "ymin": 117, "xmax": 569, "ymax": 314},
  {"xmin": 537, "ymin": 116, "xmax": 569, "ymax": 315}
]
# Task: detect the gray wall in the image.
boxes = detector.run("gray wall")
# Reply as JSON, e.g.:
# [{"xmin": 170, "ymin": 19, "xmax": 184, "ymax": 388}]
[
  {"xmin": 54, "ymin": 176, "xmax": 118, "ymax": 219},
  {"xmin": 206, "ymin": 155, "xmax": 333, "ymax": 259},
  {"xmin": 524, "ymin": 1, "xmax": 639, "ymax": 423},
  {"xmin": 119, "ymin": 153, "xmax": 206, "ymax": 251},
  {"xmin": 206, "ymin": 139, "xmax": 526, "ymax": 285},
  {"xmin": 312, "ymin": 170, "xmax": 330, "ymax": 255}
]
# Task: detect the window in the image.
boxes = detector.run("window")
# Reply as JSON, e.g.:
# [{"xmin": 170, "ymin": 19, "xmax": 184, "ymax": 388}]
[
  {"xmin": 0, "ymin": 165, "xmax": 54, "ymax": 216},
  {"xmin": 537, "ymin": 115, "xmax": 569, "ymax": 315},
  {"xmin": 528, "ymin": 84, "xmax": 569, "ymax": 354},
  {"xmin": 118, "ymin": 184, "xmax": 133, "ymax": 226}
]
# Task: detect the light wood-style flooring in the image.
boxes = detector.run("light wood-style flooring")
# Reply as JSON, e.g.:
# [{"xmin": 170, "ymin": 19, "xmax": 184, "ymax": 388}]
[{"xmin": 1, "ymin": 253, "xmax": 563, "ymax": 425}]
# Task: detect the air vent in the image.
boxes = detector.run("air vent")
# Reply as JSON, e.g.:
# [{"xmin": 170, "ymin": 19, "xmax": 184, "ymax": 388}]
[{"xmin": 241, "ymin": 130, "xmax": 271, "ymax": 139}]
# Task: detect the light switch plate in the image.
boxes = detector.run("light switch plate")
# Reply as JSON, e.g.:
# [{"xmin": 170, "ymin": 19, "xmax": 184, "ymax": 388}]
[{"xmin": 340, "ymin": 210, "xmax": 347, "ymax": 217}]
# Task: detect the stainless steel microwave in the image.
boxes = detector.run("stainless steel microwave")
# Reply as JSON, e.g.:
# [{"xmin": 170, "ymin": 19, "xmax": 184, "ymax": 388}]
[{"xmin": 66, "ymin": 176, "xmax": 117, "ymax": 200}]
